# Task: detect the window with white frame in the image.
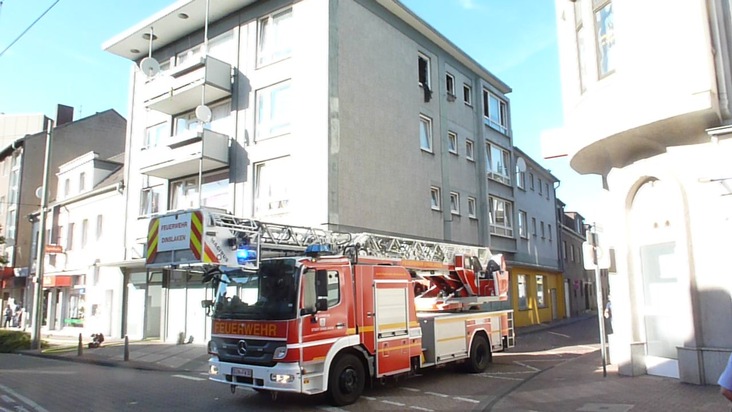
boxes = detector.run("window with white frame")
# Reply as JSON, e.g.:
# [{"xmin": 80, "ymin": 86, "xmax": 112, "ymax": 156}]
[
  {"xmin": 81, "ymin": 219, "xmax": 88, "ymax": 248},
  {"xmin": 463, "ymin": 83, "xmax": 472, "ymax": 106},
  {"xmin": 467, "ymin": 197, "xmax": 477, "ymax": 218},
  {"xmin": 539, "ymin": 178, "xmax": 543, "ymax": 196},
  {"xmin": 541, "ymin": 221, "xmax": 545, "ymax": 239},
  {"xmin": 256, "ymin": 81, "xmax": 292, "ymax": 140},
  {"xmin": 518, "ymin": 274, "xmax": 528, "ymax": 310},
  {"xmin": 419, "ymin": 115, "xmax": 433, "ymax": 152},
  {"xmin": 418, "ymin": 53, "xmax": 431, "ymax": 101},
  {"xmin": 8, "ymin": 154, "xmax": 19, "ymax": 207},
  {"xmin": 516, "ymin": 165, "xmax": 526, "ymax": 189},
  {"xmin": 575, "ymin": 0, "xmax": 588, "ymax": 93},
  {"xmin": 465, "ymin": 139, "xmax": 474, "ymax": 161},
  {"xmin": 79, "ymin": 172, "xmax": 86, "ymax": 192},
  {"xmin": 139, "ymin": 185, "xmax": 164, "ymax": 216},
  {"xmin": 529, "ymin": 172, "xmax": 535, "ymax": 190},
  {"xmin": 5, "ymin": 208, "xmax": 15, "ymax": 242},
  {"xmin": 173, "ymin": 31, "xmax": 234, "ymax": 68},
  {"xmin": 450, "ymin": 192, "xmax": 460, "ymax": 215},
  {"xmin": 562, "ymin": 241, "xmax": 567, "ymax": 260},
  {"xmin": 488, "ymin": 196, "xmax": 513, "ymax": 237},
  {"xmin": 447, "ymin": 131, "xmax": 458, "ymax": 154},
  {"xmin": 144, "ymin": 122, "xmax": 168, "ymax": 149},
  {"xmin": 64, "ymin": 178, "xmax": 71, "ymax": 198},
  {"xmin": 170, "ymin": 171, "xmax": 230, "ymax": 211},
  {"xmin": 594, "ymin": 0, "xmax": 615, "ymax": 78},
  {"xmin": 485, "ymin": 142, "xmax": 511, "ymax": 185},
  {"xmin": 536, "ymin": 275, "xmax": 546, "ymax": 307},
  {"xmin": 446, "ymin": 72, "xmax": 456, "ymax": 100},
  {"xmin": 482, "ymin": 90, "xmax": 508, "ymax": 134},
  {"xmin": 254, "ymin": 157, "xmax": 290, "ymax": 216},
  {"xmin": 175, "ymin": 99, "xmax": 232, "ymax": 137},
  {"xmin": 430, "ymin": 186, "xmax": 441, "ymax": 211},
  {"xmin": 257, "ymin": 7, "xmax": 293, "ymax": 67},
  {"xmin": 548, "ymin": 224, "xmax": 553, "ymax": 241},
  {"xmin": 532, "ymin": 217, "xmax": 537, "ymax": 237},
  {"xmin": 96, "ymin": 214, "xmax": 103, "ymax": 240},
  {"xmin": 67, "ymin": 223, "xmax": 75, "ymax": 251},
  {"xmin": 518, "ymin": 210, "xmax": 528, "ymax": 238},
  {"xmin": 545, "ymin": 182, "xmax": 550, "ymax": 199}
]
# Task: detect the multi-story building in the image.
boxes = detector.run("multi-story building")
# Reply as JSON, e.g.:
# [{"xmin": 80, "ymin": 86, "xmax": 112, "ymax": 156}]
[
  {"xmin": 0, "ymin": 107, "xmax": 126, "ymax": 315},
  {"xmin": 557, "ymin": 205, "xmax": 594, "ymax": 317},
  {"xmin": 104, "ymin": 0, "xmax": 522, "ymax": 343},
  {"xmin": 548, "ymin": 0, "xmax": 732, "ymax": 384},
  {"xmin": 511, "ymin": 147, "xmax": 563, "ymax": 326},
  {"xmin": 30, "ymin": 152, "xmax": 126, "ymax": 336}
]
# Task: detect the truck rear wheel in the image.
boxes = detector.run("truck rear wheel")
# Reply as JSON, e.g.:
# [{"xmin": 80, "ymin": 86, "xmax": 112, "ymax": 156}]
[
  {"xmin": 465, "ymin": 334, "xmax": 491, "ymax": 373},
  {"xmin": 328, "ymin": 353, "xmax": 365, "ymax": 406}
]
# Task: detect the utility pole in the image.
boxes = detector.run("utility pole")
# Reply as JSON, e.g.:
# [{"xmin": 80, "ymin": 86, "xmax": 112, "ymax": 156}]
[
  {"xmin": 30, "ymin": 119, "xmax": 53, "ymax": 350},
  {"xmin": 588, "ymin": 223, "xmax": 608, "ymax": 377}
]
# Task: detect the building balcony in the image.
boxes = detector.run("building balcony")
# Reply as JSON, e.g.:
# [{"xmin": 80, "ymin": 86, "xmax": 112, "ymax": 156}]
[
  {"xmin": 143, "ymin": 56, "xmax": 231, "ymax": 115},
  {"xmin": 139, "ymin": 129, "xmax": 229, "ymax": 179}
]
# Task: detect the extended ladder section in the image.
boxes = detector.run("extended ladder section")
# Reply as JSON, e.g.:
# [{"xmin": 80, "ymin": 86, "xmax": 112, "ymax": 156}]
[{"xmin": 145, "ymin": 208, "xmax": 509, "ymax": 308}]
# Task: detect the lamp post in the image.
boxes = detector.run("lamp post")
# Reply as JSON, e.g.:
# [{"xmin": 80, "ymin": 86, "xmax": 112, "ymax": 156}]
[{"xmin": 30, "ymin": 118, "xmax": 53, "ymax": 350}]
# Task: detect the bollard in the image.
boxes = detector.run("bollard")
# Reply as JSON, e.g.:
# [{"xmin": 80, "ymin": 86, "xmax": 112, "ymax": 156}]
[
  {"xmin": 124, "ymin": 335, "xmax": 129, "ymax": 361},
  {"xmin": 77, "ymin": 333, "xmax": 83, "ymax": 356}
]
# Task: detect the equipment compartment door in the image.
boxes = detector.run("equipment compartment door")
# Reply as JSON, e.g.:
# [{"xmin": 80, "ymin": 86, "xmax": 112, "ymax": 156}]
[{"xmin": 374, "ymin": 281, "xmax": 411, "ymax": 376}]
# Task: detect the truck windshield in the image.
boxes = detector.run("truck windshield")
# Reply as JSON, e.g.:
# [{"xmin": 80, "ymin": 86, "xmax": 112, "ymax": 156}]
[{"xmin": 211, "ymin": 259, "xmax": 299, "ymax": 321}]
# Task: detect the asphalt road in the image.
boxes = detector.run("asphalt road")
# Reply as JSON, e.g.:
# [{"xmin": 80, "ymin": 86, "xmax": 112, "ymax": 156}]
[{"xmin": 0, "ymin": 317, "xmax": 603, "ymax": 412}]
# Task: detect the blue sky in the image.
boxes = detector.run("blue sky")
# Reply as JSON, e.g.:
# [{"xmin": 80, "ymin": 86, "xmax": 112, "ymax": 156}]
[{"xmin": 0, "ymin": 0, "xmax": 602, "ymax": 221}]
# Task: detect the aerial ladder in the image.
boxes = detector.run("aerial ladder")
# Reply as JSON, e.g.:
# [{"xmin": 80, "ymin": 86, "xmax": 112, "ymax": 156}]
[{"xmin": 146, "ymin": 207, "xmax": 509, "ymax": 311}]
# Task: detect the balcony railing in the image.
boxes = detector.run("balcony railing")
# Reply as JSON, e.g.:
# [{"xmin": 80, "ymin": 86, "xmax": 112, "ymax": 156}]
[
  {"xmin": 139, "ymin": 129, "xmax": 229, "ymax": 179},
  {"xmin": 143, "ymin": 56, "xmax": 231, "ymax": 115}
]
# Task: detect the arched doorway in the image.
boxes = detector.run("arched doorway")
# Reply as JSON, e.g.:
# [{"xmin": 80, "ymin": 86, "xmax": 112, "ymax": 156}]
[{"xmin": 629, "ymin": 178, "xmax": 691, "ymax": 378}]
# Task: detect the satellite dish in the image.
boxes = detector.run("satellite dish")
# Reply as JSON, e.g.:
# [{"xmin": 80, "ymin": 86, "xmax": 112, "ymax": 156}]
[
  {"xmin": 195, "ymin": 105, "xmax": 212, "ymax": 123},
  {"xmin": 35, "ymin": 186, "xmax": 44, "ymax": 199},
  {"xmin": 516, "ymin": 157, "xmax": 527, "ymax": 172},
  {"xmin": 140, "ymin": 57, "xmax": 160, "ymax": 78}
]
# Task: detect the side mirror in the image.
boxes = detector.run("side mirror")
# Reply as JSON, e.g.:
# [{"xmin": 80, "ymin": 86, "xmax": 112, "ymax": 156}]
[{"xmin": 201, "ymin": 300, "xmax": 213, "ymax": 309}]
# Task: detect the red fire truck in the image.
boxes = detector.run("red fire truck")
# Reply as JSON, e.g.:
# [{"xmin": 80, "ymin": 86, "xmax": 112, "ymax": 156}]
[{"xmin": 146, "ymin": 208, "xmax": 514, "ymax": 405}]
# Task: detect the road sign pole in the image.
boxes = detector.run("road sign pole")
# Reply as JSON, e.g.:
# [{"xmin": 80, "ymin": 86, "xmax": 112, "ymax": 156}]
[{"xmin": 590, "ymin": 224, "xmax": 608, "ymax": 377}]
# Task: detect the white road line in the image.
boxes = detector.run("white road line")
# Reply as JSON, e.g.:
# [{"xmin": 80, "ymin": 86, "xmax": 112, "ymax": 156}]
[
  {"xmin": 0, "ymin": 370, "xmax": 75, "ymax": 375},
  {"xmin": 362, "ymin": 396, "xmax": 377, "ymax": 401},
  {"xmin": 548, "ymin": 331, "xmax": 570, "ymax": 338},
  {"xmin": 401, "ymin": 387, "xmax": 421, "ymax": 392},
  {"xmin": 0, "ymin": 395, "xmax": 13, "ymax": 403},
  {"xmin": 513, "ymin": 361, "xmax": 541, "ymax": 371},
  {"xmin": 453, "ymin": 396, "xmax": 479, "ymax": 404},
  {"xmin": 424, "ymin": 391, "xmax": 449, "ymax": 398},
  {"xmin": 409, "ymin": 406, "xmax": 434, "ymax": 411},
  {"xmin": 0, "ymin": 384, "xmax": 49, "ymax": 412},
  {"xmin": 172, "ymin": 374, "xmax": 206, "ymax": 381},
  {"xmin": 479, "ymin": 370, "xmax": 535, "ymax": 375},
  {"xmin": 480, "ymin": 375, "xmax": 524, "ymax": 381},
  {"xmin": 318, "ymin": 407, "xmax": 348, "ymax": 412},
  {"xmin": 381, "ymin": 400, "xmax": 405, "ymax": 406}
]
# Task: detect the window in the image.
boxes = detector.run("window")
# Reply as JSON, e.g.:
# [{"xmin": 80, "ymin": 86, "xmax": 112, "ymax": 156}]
[
  {"xmin": 482, "ymin": 90, "xmax": 508, "ymax": 134},
  {"xmin": 0, "ymin": 196, "xmax": 5, "ymax": 216},
  {"xmin": 67, "ymin": 223, "xmax": 75, "ymax": 251},
  {"xmin": 447, "ymin": 131, "xmax": 458, "ymax": 154},
  {"xmin": 545, "ymin": 183, "xmax": 550, "ymax": 199},
  {"xmin": 489, "ymin": 196, "xmax": 513, "ymax": 237},
  {"xmin": 430, "ymin": 186, "xmax": 441, "ymax": 211},
  {"xmin": 5, "ymin": 209, "xmax": 15, "ymax": 241},
  {"xmin": 81, "ymin": 219, "xmax": 88, "ymax": 248},
  {"xmin": 64, "ymin": 178, "xmax": 71, "ymax": 197},
  {"xmin": 254, "ymin": 157, "xmax": 290, "ymax": 216},
  {"xmin": 139, "ymin": 185, "xmax": 163, "ymax": 216},
  {"xmin": 594, "ymin": 0, "xmax": 615, "ymax": 78},
  {"xmin": 419, "ymin": 115, "xmax": 433, "ymax": 152},
  {"xmin": 8, "ymin": 154, "xmax": 19, "ymax": 205},
  {"xmin": 463, "ymin": 84, "xmax": 472, "ymax": 106},
  {"xmin": 575, "ymin": 0, "xmax": 588, "ymax": 93},
  {"xmin": 170, "ymin": 171, "xmax": 230, "ymax": 211},
  {"xmin": 518, "ymin": 210, "xmax": 528, "ymax": 238},
  {"xmin": 485, "ymin": 143, "xmax": 511, "ymax": 185},
  {"xmin": 257, "ymin": 7, "xmax": 293, "ymax": 67},
  {"xmin": 532, "ymin": 217, "xmax": 537, "ymax": 237},
  {"xmin": 256, "ymin": 81, "xmax": 292, "ymax": 139},
  {"xmin": 516, "ymin": 165, "xmax": 526, "ymax": 189},
  {"xmin": 79, "ymin": 172, "xmax": 86, "ymax": 192},
  {"xmin": 418, "ymin": 53, "xmax": 431, "ymax": 102},
  {"xmin": 465, "ymin": 139, "xmax": 474, "ymax": 161},
  {"xmin": 548, "ymin": 224, "xmax": 553, "ymax": 241},
  {"xmin": 445, "ymin": 73, "xmax": 456, "ymax": 101},
  {"xmin": 529, "ymin": 172, "xmax": 535, "ymax": 190},
  {"xmin": 562, "ymin": 241, "xmax": 567, "ymax": 260},
  {"xmin": 467, "ymin": 197, "xmax": 477, "ymax": 218},
  {"xmin": 536, "ymin": 275, "xmax": 546, "ymax": 307},
  {"xmin": 96, "ymin": 215, "xmax": 103, "ymax": 240},
  {"xmin": 144, "ymin": 122, "xmax": 168, "ymax": 149},
  {"xmin": 541, "ymin": 221, "xmax": 545, "ymax": 239},
  {"xmin": 450, "ymin": 192, "xmax": 460, "ymax": 215},
  {"xmin": 518, "ymin": 274, "xmax": 528, "ymax": 310},
  {"xmin": 538, "ymin": 178, "xmax": 543, "ymax": 195},
  {"xmin": 326, "ymin": 270, "xmax": 341, "ymax": 307},
  {"xmin": 570, "ymin": 244, "xmax": 576, "ymax": 262}
]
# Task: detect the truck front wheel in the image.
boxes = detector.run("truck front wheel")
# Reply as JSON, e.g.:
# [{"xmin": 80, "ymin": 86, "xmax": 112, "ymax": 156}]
[
  {"xmin": 465, "ymin": 334, "xmax": 492, "ymax": 373},
  {"xmin": 328, "ymin": 353, "xmax": 365, "ymax": 406}
]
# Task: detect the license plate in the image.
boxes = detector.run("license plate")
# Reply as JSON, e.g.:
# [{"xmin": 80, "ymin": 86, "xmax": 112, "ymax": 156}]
[{"xmin": 232, "ymin": 367, "xmax": 253, "ymax": 378}]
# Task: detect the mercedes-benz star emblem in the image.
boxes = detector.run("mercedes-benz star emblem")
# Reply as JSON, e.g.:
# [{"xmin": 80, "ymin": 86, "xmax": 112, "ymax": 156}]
[{"xmin": 237, "ymin": 340, "xmax": 248, "ymax": 356}]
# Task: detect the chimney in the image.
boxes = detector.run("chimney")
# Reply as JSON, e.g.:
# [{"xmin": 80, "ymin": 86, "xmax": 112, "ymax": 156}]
[{"xmin": 56, "ymin": 104, "xmax": 74, "ymax": 126}]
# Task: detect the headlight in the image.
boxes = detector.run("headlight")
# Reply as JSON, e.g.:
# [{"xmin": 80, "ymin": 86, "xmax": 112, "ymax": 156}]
[
  {"xmin": 207, "ymin": 340, "xmax": 218, "ymax": 355},
  {"xmin": 270, "ymin": 373, "xmax": 294, "ymax": 383},
  {"xmin": 273, "ymin": 346, "xmax": 287, "ymax": 360},
  {"xmin": 209, "ymin": 364, "xmax": 219, "ymax": 375}
]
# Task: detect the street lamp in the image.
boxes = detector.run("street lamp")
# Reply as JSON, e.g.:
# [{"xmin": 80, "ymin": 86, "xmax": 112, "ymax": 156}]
[{"xmin": 30, "ymin": 118, "xmax": 53, "ymax": 350}]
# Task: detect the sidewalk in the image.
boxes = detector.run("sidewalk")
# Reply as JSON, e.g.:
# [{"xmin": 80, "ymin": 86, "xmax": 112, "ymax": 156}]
[{"xmin": 20, "ymin": 321, "xmax": 730, "ymax": 411}]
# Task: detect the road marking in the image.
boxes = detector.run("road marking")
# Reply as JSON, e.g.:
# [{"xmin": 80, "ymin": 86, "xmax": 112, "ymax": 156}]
[
  {"xmin": 381, "ymin": 400, "xmax": 405, "ymax": 406},
  {"xmin": 409, "ymin": 406, "xmax": 433, "ymax": 411},
  {"xmin": 0, "ymin": 395, "xmax": 13, "ymax": 403},
  {"xmin": 548, "ymin": 331, "xmax": 570, "ymax": 338},
  {"xmin": 454, "ymin": 396, "xmax": 479, "ymax": 404},
  {"xmin": 0, "ymin": 384, "xmax": 49, "ymax": 412},
  {"xmin": 318, "ymin": 407, "xmax": 348, "ymax": 412},
  {"xmin": 424, "ymin": 391, "xmax": 449, "ymax": 398},
  {"xmin": 362, "ymin": 396, "xmax": 376, "ymax": 401},
  {"xmin": 401, "ymin": 387, "xmax": 421, "ymax": 392},
  {"xmin": 480, "ymin": 375, "xmax": 524, "ymax": 381},
  {"xmin": 0, "ymin": 370, "xmax": 75, "ymax": 375},
  {"xmin": 513, "ymin": 361, "xmax": 540, "ymax": 371},
  {"xmin": 172, "ymin": 374, "xmax": 206, "ymax": 381}
]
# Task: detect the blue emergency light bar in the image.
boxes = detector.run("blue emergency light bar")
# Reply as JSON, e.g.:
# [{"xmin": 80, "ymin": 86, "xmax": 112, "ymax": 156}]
[
  {"xmin": 236, "ymin": 247, "xmax": 258, "ymax": 265},
  {"xmin": 305, "ymin": 244, "xmax": 333, "ymax": 257}
]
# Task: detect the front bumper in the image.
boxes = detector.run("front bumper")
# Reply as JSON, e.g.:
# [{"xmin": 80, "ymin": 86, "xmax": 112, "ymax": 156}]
[{"xmin": 208, "ymin": 357, "xmax": 326, "ymax": 395}]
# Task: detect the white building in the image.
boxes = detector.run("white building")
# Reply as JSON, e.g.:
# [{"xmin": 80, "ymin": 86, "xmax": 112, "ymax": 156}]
[{"xmin": 547, "ymin": 0, "xmax": 732, "ymax": 384}]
